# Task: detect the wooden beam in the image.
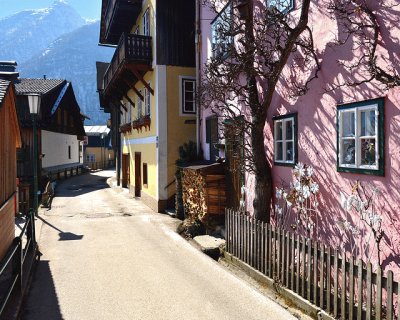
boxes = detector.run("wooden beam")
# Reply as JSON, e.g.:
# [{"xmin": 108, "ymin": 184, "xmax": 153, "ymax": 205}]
[
  {"xmin": 129, "ymin": 67, "xmax": 154, "ymax": 95},
  {"xmin": 122, "ymin": 78, "xmax": 144, "ymax": 102},
  {"xmin": 124, "ymin": 94, "xmax": 135, "ymax": 109},
  {"xmin": 111, "ymin": 97, "xmax": 127, "ymax": 112}
]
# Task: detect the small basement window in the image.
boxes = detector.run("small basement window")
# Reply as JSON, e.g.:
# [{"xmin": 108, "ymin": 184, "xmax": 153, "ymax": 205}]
[
  {"xmin": 273, "ymin": 113, "xmax": 297, "ymax": 166},
  {"xmin": 337, "ymin": 98, "xmax": 384, "ymax": 176}
]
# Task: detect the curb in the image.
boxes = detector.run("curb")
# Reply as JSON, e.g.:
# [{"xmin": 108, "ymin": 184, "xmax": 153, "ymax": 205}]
[{"xmin": 223, "ymin": 251, "xmax": 334, "ymax": 320}]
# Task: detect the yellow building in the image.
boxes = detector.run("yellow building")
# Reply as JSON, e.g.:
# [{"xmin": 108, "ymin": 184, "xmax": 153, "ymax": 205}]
[
  {"xmin": 84, "ymin": 125, "xmax": 115, "ymax": 170},
  {"xmin": 98, "ymin": 0, "xmax": 196, "ymax": 211}
]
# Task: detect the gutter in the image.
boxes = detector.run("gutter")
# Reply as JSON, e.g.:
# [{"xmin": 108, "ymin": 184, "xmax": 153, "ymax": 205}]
[{"xmin": 195, "ymin": 0, "xmax": 201, "ymax": 156}]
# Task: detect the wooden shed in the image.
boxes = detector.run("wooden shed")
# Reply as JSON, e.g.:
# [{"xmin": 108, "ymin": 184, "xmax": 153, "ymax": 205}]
[
  {"xmin": 182, "ymin": 163, "xmax": 226, "ymax": 222},
  {"xmin": 0, "ymin": 79, "xmax": 21, "ymax": 260}
]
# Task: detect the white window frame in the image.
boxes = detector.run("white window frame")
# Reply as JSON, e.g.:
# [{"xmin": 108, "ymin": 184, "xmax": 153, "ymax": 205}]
[
  {"xmin": 274, "ymin": 116, "xmax": 295, "ymax": 164},
  {"xmin": 179, "ymin": 76, "xmax": 196, "ymax": 116},
  {"xmin": 137, "ymin": 90, "xmax": 143, "ymax": 119},
  {"xmin": 338, "ymin": 104, "xmax": 379, "ymax": 171},
  {"xmin": 143, "ymin": 8, "xmax": 150, "ymax": 36}
]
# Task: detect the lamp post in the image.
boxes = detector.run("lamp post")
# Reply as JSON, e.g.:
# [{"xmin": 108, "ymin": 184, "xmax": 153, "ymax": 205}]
[{"xmin": 28, "ymin": 94, "xmax": 41, "ymax": 216}]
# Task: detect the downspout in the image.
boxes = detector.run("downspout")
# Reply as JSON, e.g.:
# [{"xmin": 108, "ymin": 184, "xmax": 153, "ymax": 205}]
[
  {"xmin": 116, "ymin": 109, "xmax": 121, "ymax": 186},
  {"xmin": 195, "ymin": 0, "xmax": 201, "ymax": 156}
]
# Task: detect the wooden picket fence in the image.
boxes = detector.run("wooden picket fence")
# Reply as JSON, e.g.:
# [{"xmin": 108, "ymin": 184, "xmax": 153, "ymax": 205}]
[{"xmin": 225, "ymin": 209, "xmax": 400, "ymax": 320}]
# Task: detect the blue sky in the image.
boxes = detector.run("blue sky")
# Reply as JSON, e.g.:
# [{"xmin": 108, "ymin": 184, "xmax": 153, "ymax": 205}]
[{"xmin": 0, "ymin": 0, "xmax": 101, "ymax": 20}]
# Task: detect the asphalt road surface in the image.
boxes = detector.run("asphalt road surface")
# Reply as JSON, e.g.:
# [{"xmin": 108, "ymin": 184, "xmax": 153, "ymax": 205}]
[{"xmin": 21, "ymin": 170, "xmax": 298, "ymax": 320}]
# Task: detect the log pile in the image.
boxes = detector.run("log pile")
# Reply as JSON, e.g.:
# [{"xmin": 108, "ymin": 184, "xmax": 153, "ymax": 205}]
[{"xmin": 182, "ymin": 163, "xmax": 226, "ymax": 222}]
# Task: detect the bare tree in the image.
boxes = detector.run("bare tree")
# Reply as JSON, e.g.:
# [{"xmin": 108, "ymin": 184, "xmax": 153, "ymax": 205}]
[
  {"xmin": 201, "ymin": 0, "xmax": 320, "ymax": 222},
  {"xmin": 328, "ymin": 0, "xmax": 400, "ymax": 90}
]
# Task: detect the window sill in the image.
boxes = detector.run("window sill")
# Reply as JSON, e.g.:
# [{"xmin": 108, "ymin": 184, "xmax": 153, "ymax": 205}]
[
  {"xmin": 337, "ymin": 166, "xmax": 384, "ymax": 176},
  {"xmin": 274, "ymin": 161, "xmax": 295, "ymax": 167}
]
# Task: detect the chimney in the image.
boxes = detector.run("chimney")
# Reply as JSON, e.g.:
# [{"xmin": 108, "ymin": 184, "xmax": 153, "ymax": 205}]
[
  {"xmin": 43, "ymin": 75, "xmax": 47, "ymax": 80},
  {"xmin": 0, "ymin": 61, "xmax": 19, "ymax": 82}
]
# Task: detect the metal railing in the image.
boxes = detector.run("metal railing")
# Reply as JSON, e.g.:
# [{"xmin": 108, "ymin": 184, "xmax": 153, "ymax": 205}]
[
  {"xmin": 103, "ymin": 33, "xmax": 152, "ymax": 92},
  {"xmin": 0, "ymin": 210, "xmax": 36, "ymax": 317}
]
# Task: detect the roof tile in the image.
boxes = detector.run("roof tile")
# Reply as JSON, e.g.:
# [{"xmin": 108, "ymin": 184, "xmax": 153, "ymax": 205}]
[
  {"xmin": 0, "ymin": 79, "xmax": 11, "ymax": 106},
  {"xmin": 15, "ymin": 78, "xmax": 65, "ymax": 95}
]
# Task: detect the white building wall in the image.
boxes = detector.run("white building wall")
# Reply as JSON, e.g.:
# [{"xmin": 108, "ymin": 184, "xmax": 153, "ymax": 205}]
[{"xmin": 41, "ymin": 130, "xmax": 80, "ymax": 168}]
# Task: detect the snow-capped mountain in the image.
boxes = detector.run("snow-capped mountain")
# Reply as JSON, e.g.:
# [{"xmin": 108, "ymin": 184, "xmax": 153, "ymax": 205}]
[
  {"xmin": 0, "ymin": 1, "xmax": 86, "ymax": 64},
  {"xmin": 19, "ymin": 21, "xmax": 114, "ymax": 125}
]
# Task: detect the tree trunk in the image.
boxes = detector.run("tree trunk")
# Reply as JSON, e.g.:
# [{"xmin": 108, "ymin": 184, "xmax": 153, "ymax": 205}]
[{"xmin": 251, "ymin": 115, "xmax": 272, "ymax": 223}]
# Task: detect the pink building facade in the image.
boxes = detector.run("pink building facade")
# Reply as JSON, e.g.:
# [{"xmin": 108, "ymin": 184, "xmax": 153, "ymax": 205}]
[{"xmin": 199, "ymin": 0, "xmax": 400, "ymax": 272}]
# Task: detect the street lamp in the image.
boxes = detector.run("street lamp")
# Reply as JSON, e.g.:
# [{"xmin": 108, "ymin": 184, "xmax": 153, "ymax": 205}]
[{"xmin": 28, "ymin": 94, "xmax": 41, "ymax": 216}]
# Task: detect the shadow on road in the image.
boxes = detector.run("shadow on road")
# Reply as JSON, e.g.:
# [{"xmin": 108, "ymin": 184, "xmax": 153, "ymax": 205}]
[
  {"xmin": 54, "ymin": 175, "xmax": 111, "ymax": 198},
  {"xmin": 37, "ymin": 216, "xmax": 84, "ymax": 241},
  {"xmin": 20, "ymin": 261, "xmax": 63, "ymax": 320}
]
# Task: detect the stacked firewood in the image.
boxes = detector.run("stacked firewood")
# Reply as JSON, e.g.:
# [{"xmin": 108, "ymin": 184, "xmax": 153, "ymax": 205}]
[{"xmin": 182, "ymin": 163, "xmax": 226, "ymax": 222}]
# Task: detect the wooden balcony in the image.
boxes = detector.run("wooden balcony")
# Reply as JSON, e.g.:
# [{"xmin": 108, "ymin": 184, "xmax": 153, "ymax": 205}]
[
  {"xmin": 102, "ymin": 0, "xmax": 142, "ymax": 45},
  {"xmin": 103, "ymin": 33, "xmax": 152, "ymax": 98}
]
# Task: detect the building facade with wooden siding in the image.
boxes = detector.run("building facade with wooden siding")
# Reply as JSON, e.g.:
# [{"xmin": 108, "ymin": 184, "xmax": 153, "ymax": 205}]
[
  {"xmin": 0, "ymin": 79, "xmax": 21, "ymax": 260},
  {"xmin": 98, "ymin": 0, "xmax": 197, "ymax": 212},
  {"xmin": 14, "ymin": 78, "xmax": 86, "ymax": 212}
]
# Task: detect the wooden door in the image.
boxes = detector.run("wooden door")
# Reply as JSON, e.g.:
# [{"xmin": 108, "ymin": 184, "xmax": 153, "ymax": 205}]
[
  {"xmin": 134, "ymin": 152, "xmax": 141, "ymax": 197},
  {"xmin": 122, "ymin": 154, "xmax": 130, "ymax": 188}
]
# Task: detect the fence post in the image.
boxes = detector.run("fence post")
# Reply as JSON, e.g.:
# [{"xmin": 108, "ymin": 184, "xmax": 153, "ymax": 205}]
[
  {"xmin": 366, "ymin": 262, "xmax": 372, "ymax": 320},
  {"xmin": 341, "ymin": 252, "xmax": 347, "ymax": 320},
  {"xmin": 357, "ymin": 259, "xmax": 363, "ymax": 320},
  {"xmin": 375, "ymin": 265, "xmax": 382, "ymax": 320},
  {"xmin": 387, "ymin": 270, "xmax": 393, "ymax": 320},
  {"xmin": 301, "ymin": 236, "xmax": 306, "ymax": 297},
  {"xmin": 320, "ymin": 244, "xmax": 325, "ymax": 309},
  {"xmin": 349, "ymin": 256, "xmax": 354, "ymax": 320},
  {"xmin": 268, "ymin": 224, "xmax": 272, "ymax": 278},
  {"xmin": 313, "ymin": 241, "xmax": 318, "ymax": 305},
  {"xmin": 307, "ymin": 239, "xmax": 312, "ymax": 301},
  {"xmin": 291, "ymin": 232, "xmax": 295, "ymax": 290},
  {"xmin": 13, "ymin": 238, "xmax": 22, "ymax": 292},
  {"xmin": 327, "ymin": 247, "xmax": 332, "ymax": 314}
]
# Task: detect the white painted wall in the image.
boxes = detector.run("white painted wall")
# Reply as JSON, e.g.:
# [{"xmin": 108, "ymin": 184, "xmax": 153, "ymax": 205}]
[{"xmin": 41, "ymin": 130, "xmax": 80, "ymax": 168}]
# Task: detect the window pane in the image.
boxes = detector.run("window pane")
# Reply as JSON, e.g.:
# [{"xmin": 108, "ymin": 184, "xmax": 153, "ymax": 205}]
[
  {"xmin": 342, "ymin": 139, "xmax": 356, "ymax": 165},
  {"xmin": 361, "ymin": 138, "xmax": 376, "ymax": 166},
  {"xmin": 185, "ymin": 91, "xmax": 194, "ymax": 102},
  {"xmin": 361, "ymin": 110, "xmax": 376, "ymax": 136},
  {"xmin": 342, "ymin": 112, "xmax": 355, "ymax": 137},
  {"xmin": 285, "ymin": 120, "xmax": 293, "ymax": 140},
  {"xmin": 276, "ymin": 142, "xmax": 283, "ymax": 161},
  {"xmin": 185, "ymin": 102, "xmax": 194, "ymax": 112},
  {"xmin": 184, "ymin": 81, "xmax": 194, "ymax": 91},
  {"xmin": 276, "ymin": 121, "xmax": 283, "ymax": 140},
  {"xmin": 286, "ymin": 141, "xmax": 293, "ymax": 161}
]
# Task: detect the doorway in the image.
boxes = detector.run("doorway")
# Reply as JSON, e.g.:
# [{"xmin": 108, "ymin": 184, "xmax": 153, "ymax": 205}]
[
  {"xmin": 134, "ymin": 152, "xmax": 141, "ymax": 197},
  {"xmin": 122, "ymin": 153, "xmax": 130, "ymax": 188}
]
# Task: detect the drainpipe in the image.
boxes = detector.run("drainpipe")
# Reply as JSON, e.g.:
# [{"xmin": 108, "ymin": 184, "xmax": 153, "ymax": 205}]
[
  {"xmin": 195, "ymin": 0, "xmax": 201, "ymax": 156},
  {"xmin": 116, "ymin": 109, "xmax": 121, "ymax": 186}
]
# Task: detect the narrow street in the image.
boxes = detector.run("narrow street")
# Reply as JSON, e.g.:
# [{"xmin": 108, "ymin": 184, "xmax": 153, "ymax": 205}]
[{"xmin": 21, "ymin": 170, "xmax": 297, "ymax": 320}]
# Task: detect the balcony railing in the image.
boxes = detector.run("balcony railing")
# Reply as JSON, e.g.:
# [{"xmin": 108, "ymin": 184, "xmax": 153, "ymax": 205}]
[{"xmin": 103, "ymin": 33, "xmax": 152, "ymax": 93}]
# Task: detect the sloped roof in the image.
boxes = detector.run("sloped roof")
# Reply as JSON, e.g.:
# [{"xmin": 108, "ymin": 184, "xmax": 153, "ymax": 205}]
[
  {"xmin": 15, "ymin": 78, "xmax": 65, "ymax": 95},
  {"xmin": 84, "ymin": 125, "xmax": 110, "ymax": 136},
  {"xmin": 0, "ymin": 79, "xmax": 11, "ymax": 106}
]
